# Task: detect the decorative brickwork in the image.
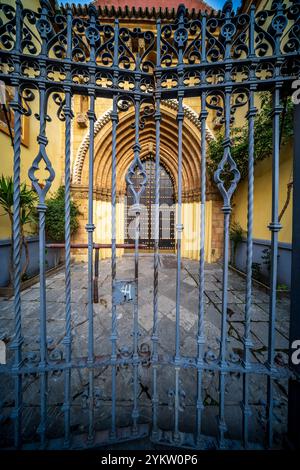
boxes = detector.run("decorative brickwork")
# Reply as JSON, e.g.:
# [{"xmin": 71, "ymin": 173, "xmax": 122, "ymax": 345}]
[
  {"xmin": 93, "ymin": 0, "xmax": 213, "ymax": 16},
  {"xmin": 71, "ymin": 98, "xmax": 224, "ymax": 262}
]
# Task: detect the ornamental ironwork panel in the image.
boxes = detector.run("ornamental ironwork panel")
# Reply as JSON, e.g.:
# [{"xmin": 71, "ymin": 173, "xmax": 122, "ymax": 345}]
[{"xmin": 0, "ymin": 0, "xmax": 299, "ymax": 450}]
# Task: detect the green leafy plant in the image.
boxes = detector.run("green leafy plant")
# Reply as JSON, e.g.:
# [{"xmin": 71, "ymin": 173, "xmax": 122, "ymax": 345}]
[
  {"xmin": 261, "ymin": 247, "xmax": 280, "ymax": 281},
  {"xmin": 277, "ymin": 283, "xmax": 289, "ymax": 291},
  {"xmin": 43, "ymin": 186, "xmax": 81, "ymax": 242},
  {"xmin": 207, "ymin": 93, "xmax": 294, "ymax": 185},
  {"xmin": 261, "ymin": 248, "xmax": 271, "ymax": 273},
  {"xmin": 229, "ymin": 221, "xmax": 245, "ymax": 266},
  {"xmin": 252, "ymin": 262, "xmax": 262, "ymax": 282},
  {"xmin": 0, "ymin": 175, "xmax": 38, "ymax": 284}
]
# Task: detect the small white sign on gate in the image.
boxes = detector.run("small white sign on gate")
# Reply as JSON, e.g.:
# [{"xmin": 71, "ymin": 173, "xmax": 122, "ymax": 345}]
[{"xmin": 0, "ymin": 340, "xmax": 6, "ymax": 364}]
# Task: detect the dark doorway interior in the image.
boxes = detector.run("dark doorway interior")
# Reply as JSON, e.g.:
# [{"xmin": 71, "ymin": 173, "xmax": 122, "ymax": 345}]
[{"xmin": 125, "ymin": 158, "xmax": 175, "ymax": 251}]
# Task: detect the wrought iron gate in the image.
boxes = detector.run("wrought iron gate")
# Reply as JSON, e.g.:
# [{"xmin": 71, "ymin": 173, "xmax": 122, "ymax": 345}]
[{"xmin": 0, "ymin": 0, "xmax": 299, "ymax": 450}]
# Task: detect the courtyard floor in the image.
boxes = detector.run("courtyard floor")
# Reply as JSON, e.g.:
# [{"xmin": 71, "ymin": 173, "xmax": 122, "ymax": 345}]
[{"xmin": 0, "ymin": 255, "xmax": 290, "ymax": 448}]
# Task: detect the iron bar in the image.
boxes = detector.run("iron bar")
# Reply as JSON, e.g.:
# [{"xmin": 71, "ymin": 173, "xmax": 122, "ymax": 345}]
[
  {"xmin": 110, "ymin": 19, "xmax": 119, "ymax": 436},
  {"xmin": 36, "ymin": 91, "xmax": 49, "ymax": 450},
  {"xmin": 25, "ymin": 1, "xmax": 55, "ymax": 449},
  {"xmin": 62, "ymin": 3, "xmax": 74, "ymax": 449},
  {"xmin": 93, "ymin": 248, "xmax": 99, "ymax": 304},
  {"xmin": 10, "ymin": 0, "xmax": 23, "ymax": 449},
  {"xmin": 173, "ymin": 5, "xmax": 186, "ymax": 445},
  {"xmin": 266, "ymin": 83, "xmax": 283, "ymax": 448},
  {"xmin": 110, "ymin": 96, "xmax": 118, "ymax": 438},
  {"xmin": 131, "ymin": 96, "xmax": 141, "ymax": 437},
  {"xmin": 85, "ymin": 6, "xmax": 97, "ymax": 445},
  {"xmin": 242, "ymin": 6, "xmax": 257, "ymax": 443},
  {"xmin": 196, "ymin": 86, "xmax": 208, "ymax": 444},
  {"xmin": 217, "ymin": 85, "xmax": 232, "ymax": 449},
  {"xmin": 173, "ymin": 94, "xmax": 184, "ymax": 444},
  {"xmin": 242, "ymin": 84, "xmax": 257, "ymax": 447},
  {"xmin": 195, "ymin": 14, "xmax": 208, "ymax": 443},
  {"xmin": 151, "ymin": 17, "xmax": 161, "ymax": 442}
]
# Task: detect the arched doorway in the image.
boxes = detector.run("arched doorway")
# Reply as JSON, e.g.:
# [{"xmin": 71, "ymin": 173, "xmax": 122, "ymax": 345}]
[
  {"xmin": 71, "ymin": 100, "xmax": 220, "ymax": 262},
  {"xmin": 125, "ymin": 158, "xmax": 175, "ymax": 251}
]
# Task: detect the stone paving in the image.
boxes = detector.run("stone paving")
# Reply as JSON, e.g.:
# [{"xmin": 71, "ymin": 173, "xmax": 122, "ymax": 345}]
[{"xmin": 0, "ymin": 255, "xmax": 290, "ymax": 448}]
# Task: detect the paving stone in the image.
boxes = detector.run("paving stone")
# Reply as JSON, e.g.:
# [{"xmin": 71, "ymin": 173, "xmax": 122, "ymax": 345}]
[
  {"xmin": 136, "ymin": 302, "xmax": 155, "ymax": 332},
  {"xmin": 158, "ymin": 316, "xmax": 176, "ymax": 354},
  {"xmin": 94, "ymin": 331, "xmax": 111, "ymax": 356},
  {"xmin": 0, "ymin": 257, "xmax": 290, "ymax": 446},
  {"xmin": 228, "ymin": 321, "xmax": 264, "ymax": 350},
  {"xmin": 0, "ymin": 300, "xmax": 14, "ymax": 318},
  {"xmin": 216, "ymin": 290, "xmax": 244, "ymax": 304},
  {"xmin": 154, "ymin": 294, "xmax": 176, "ymax": 314},
  {"xmin": 249, "ymin": 304, "xmax": 269, "ymax": 321},
  {"xmin": 21, "ymin": 288, "xmax": 40, "ymax": 302},
  {"xmin": 275, "ymin": 306, "xmax": 290, "ymax": 322},
  {"xmin": 205, "ymin": 291, "xmax": 222, "ymax": 304},
  {"xmin": 252, "ymin": 290, "xmax": 271, "ymax": 304},
  {"xmin": 255, "ymin": 301, "xmax": 269, "ymax": 313},
  {"xmin": 168, "ymin": 306, "xmax": 197, "ymax": 332},
  {"xmin": 275, "ymin": 321, "xmax": 289, "ymax": 339},
  {"xmin": 46, "ymin": 287, "xmax": 66, "ymax": 303},
  {"xmin": 204, "ymin": 303, "xmax": 221, "ymax": 330},
  {"xmin": 0, "ymin": 320, "xmax": 14, "ymax": 340},
  {"xmin": 181, "ymin": 335, "xmax": 197, "ymax": 356},
  {"xmin": 226, "ymin": 303, "xmax": 245, "ymax": 321},
  {"xmin": 182, "ymin": 277, "xmax": 197, "ymax": 288}
]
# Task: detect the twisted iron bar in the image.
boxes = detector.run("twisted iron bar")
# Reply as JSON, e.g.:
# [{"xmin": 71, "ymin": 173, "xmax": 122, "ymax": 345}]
[
  {"xmin": 151, "ymin": 18, "xmax": 161, "ymax": 441},
  {"xmin": 172, "ymin": 5, "xmax": 187, "ymax": 446},
  {"xmin": 10, "ymin": 0, "xmax": 24, "ymax": 449},
  {"xmin": 242, "ymin": 84, "xmax": 257, "ymax": 448},
  {"xmin": 196, "ymin": 88, "xmax": 208, "ymax": 444},
  {"xmin": 110, "ymin": 22, "xmax": 119, "ymax": 435},
  {"xmin": 60, "ymin": 4, "xmax": 74, "ymax": 448}
]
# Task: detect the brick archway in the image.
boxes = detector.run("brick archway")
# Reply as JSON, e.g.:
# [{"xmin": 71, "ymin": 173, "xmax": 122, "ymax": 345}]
[
  {"xmin": 71, "ymin": 100, "xmax": 224, "ymax": 262},
  {"xmin": 72, "ymin": 99, "xmax": 215, "ymax": 197}
]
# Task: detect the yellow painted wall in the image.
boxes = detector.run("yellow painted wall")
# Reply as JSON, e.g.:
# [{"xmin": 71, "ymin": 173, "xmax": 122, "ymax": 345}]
[
  {"xmin": 176, "ymin": 201, "xmax": 212, "ymax": 262},
  {"xmin": 0, "ymin": 92, "xmax": 64, "ymax": 239},
  {"xmin": 232, "ymin": 140, "xmax": 293, "ymax": 244},
  {"xmin": 0, "ymin": 0, "xmax": 64, "ymax": 239},
  {"xmin": 94, "ymin": 199, "xmax": 125, "ymax": 260},
  {"xmin": 231, "ymin": 0, "xmax": 294, "ymax": 245},
  {"xmin": 73, "ymin": 199, "xmax": 213, "ymax": 263}
]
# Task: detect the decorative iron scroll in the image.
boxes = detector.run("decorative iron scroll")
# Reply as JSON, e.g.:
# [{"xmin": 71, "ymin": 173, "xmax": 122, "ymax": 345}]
[{"xmin": 0, "ymin": 0, "xmax": 299, "ymax": 98}]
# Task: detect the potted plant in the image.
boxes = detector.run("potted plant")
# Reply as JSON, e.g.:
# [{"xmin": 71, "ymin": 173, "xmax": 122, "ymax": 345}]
[
  {"xmin": 43, "ymin": 186, "xmax": 81, "ymax": 242},
  {"xmin": 0, "ymin": 175, "xmax": 38, "ymax": 286}
]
